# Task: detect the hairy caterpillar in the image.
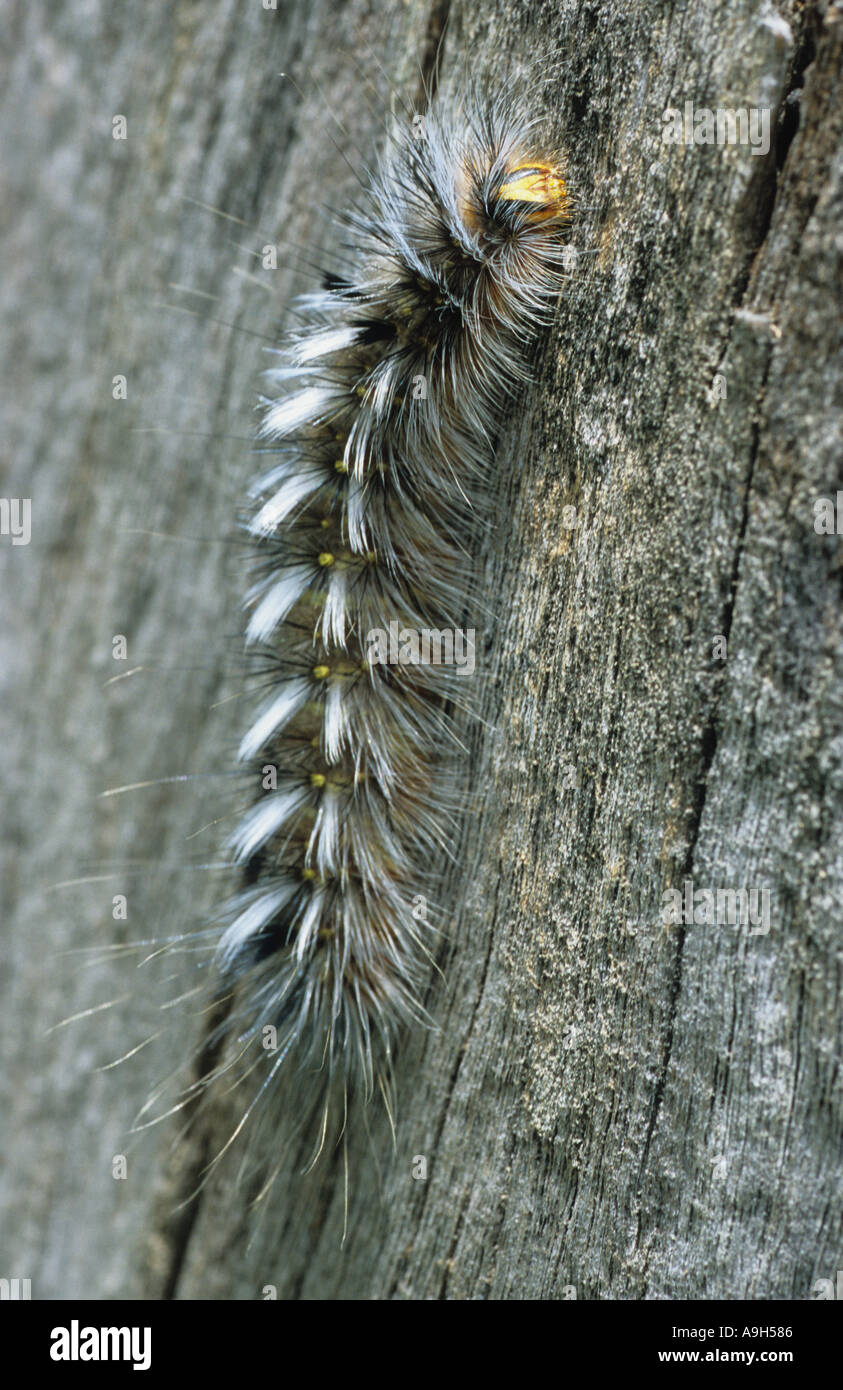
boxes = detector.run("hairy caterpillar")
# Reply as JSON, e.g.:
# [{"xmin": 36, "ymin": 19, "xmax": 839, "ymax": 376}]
[{"xmin": 133, "ymin": 76, "xmax": 571, "ymax": 1206}]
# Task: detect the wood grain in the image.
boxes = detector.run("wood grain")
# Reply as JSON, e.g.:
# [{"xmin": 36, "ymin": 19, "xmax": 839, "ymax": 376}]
[{"xmin": 0, "ymin": 0, "xmax": 840, "ymax": 1299}]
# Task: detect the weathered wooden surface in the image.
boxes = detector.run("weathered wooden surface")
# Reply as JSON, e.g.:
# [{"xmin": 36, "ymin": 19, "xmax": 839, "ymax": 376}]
[{"xmin": 1, "ymin": 0, "xmax": 840, "ymax": 1299}]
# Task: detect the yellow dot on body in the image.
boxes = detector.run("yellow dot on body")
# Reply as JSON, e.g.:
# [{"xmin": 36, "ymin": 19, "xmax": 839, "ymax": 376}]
[
  {"xmin": 301, "ymin": 867, "xmax": 316, "ymax": 881},
  {"xmin": 317, "ymin": 552, "xmax": 334, "ymax": 567},
  {"xmin": 309, "ymin": 772, "xmax": 326, "ymax": 788},
  {"xmin": 313, "ymin": 664, "xmax": 330, "ymax": 679}
]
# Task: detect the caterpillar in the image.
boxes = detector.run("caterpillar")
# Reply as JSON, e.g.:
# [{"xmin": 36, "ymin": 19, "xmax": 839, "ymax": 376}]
[{"xmin": 137, "ymin": 76, "xmax": 571, "ymax": 1203}]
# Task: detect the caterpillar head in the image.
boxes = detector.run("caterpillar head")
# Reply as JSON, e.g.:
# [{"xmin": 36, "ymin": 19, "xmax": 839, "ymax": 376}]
[
  {"xmin": 458, "ymin": 150, "xmax": 569, "ymax": 246},
  {"xmin": 496, "ymin": 163, "xmax": 569, "ymax": 223}
]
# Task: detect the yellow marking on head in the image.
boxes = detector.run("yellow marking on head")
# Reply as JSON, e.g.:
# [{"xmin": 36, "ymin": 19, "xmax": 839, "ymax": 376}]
[
  {"xmin": 312, "ymin": 664, "xmax": 330, "ymax": 679},
  {"xmin": 317, "ymin": 552, "xmax": 334, "ymax": 567},
  {"xmin": 334, "ymin": 459, "xmax": 348, "ymax": 473},
  {"xmin": 498, "ymin": 163, "xmax": 568, "ymax": 218},
  {"xmin": 309, "ymin": 772, "xmax": 326, "ymax": 788},
  {"xmin": 301, "ymin": 866, "xmax": 316, "ymax": 881}
]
